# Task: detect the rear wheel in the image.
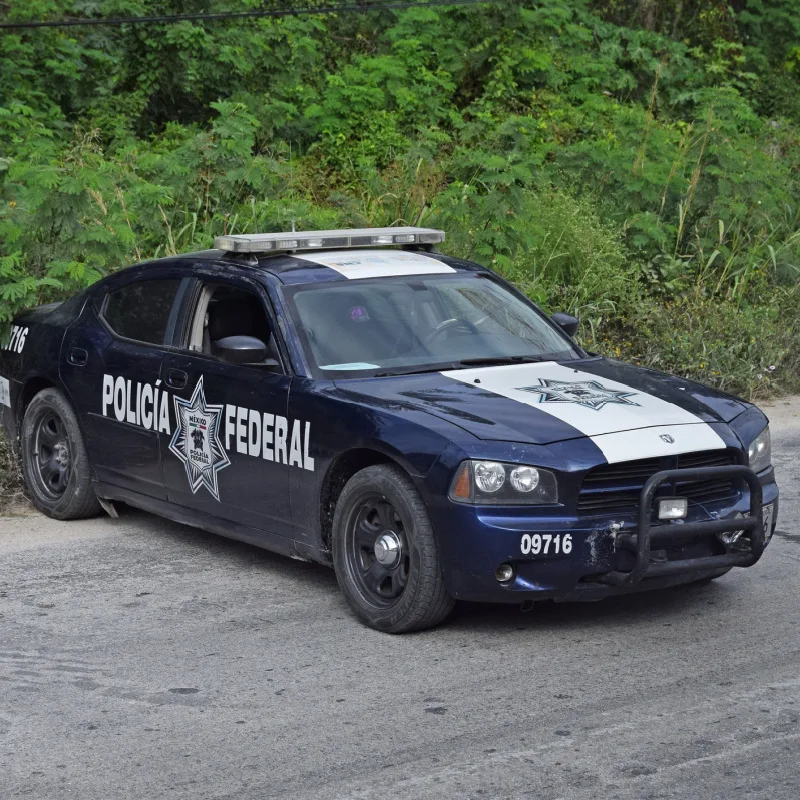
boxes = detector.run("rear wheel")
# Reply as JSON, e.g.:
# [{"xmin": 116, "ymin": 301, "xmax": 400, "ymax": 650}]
[
  {"xmin": 21, "ymin": 388, "xmax": 101, "ymax": 520},
  {"xmin": 332, "ymin": 464, "xmax": 455, "ymax": 633}
]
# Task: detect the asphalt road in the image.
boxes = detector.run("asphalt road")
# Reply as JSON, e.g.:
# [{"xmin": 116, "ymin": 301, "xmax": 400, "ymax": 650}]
[{"xmin": 2, "ymin": 401, "xmax": 800, "ymax": 800}]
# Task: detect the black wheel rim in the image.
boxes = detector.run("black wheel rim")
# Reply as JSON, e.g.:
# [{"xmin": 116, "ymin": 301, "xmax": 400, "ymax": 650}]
[
  {"xmin": 345, "ymin": 494, "xmax": 412, "ymax": 608},
  {"xmin": 31, "ymin": 411, "xmax": 71, "ymax": 500}
]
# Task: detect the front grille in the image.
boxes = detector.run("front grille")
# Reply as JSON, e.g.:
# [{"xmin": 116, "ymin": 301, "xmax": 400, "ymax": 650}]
[{"xmin": 577, "ymin": 450, "xmax": 740, "ymax": 516}]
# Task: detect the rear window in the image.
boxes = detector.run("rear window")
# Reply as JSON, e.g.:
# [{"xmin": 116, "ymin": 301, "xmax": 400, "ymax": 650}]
[{"xmin": 102, "ymin": 279, "xmax": 181, "ymax": 345}]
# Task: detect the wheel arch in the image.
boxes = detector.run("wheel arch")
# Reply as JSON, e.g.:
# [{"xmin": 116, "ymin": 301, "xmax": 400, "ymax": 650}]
[
  {"xmin": 319, "ymin": 447, "xmax": 411, "ymax": 553},
  {"xmin": 17, "ymin": 375, "xmax": 58, "ymax": 427},
  {"xmin": 17, "ymin": 372, "xmax": 90, "ymax": 445}
]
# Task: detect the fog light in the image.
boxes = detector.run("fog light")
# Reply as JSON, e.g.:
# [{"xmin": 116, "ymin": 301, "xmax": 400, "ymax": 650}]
[
  {"xmin": 719, "ymin": 512, "xmax": 745, "ymax": 547},
  {"xmin": 495, "ymin": 563, "xmax": 514, "ymax": 583},
  {"xmin": 658, "ymin": 498, "xmax": 688, "ymax": 520}
]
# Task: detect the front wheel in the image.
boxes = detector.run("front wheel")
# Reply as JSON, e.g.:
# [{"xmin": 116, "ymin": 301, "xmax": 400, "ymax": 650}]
[
  {"xmin": 332, "ymin": 464, "xmax": 455, "ymax": 633},
  {"xmin": 21, "ymin": 388, "xmax": 101, "ymax": 520}
]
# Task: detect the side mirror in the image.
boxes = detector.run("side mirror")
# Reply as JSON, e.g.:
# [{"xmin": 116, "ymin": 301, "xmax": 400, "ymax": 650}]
[
  {"xmin": 551, "ymin": 312, "xmax": 579, "ymax": 337},
  {"xmin": 212, "ymin": 335, "xmax": 274, "ymax": 366}
]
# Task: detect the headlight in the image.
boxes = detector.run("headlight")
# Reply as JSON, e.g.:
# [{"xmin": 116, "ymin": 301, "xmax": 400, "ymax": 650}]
[
  {"xmin": 449, "ymin": 460, "xmax": 558, "ymax": 505},
  {"xmin": 748, "ymin": 425, "xmax": 771, "ymax": 473},
  {"xmin": 474, "ymin": 461, "xmax": 505, "ymax": 493}
]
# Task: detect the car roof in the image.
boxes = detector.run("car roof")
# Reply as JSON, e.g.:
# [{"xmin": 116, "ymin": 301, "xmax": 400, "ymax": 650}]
[{"xmin": 134, "ymin": 248, "xmax": 489, "ymax": 286}]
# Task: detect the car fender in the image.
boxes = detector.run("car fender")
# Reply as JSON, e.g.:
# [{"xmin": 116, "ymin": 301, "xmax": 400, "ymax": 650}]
[
  {"xmin": 2, "ymin": 324, "xmax": 64, "ymax": 442},
  {"xmin": 288, "ymin": 378, "xmax": 458, "ymax": 559}
]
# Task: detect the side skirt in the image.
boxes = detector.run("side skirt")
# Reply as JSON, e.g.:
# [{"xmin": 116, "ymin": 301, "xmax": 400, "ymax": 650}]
[{"xmin": 94, "ymin": 480, "xmax": 329, "ymax": 566}]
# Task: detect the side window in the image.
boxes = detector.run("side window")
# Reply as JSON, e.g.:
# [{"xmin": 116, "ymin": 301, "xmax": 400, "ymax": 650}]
[
  {"xmin": 102, "ymin": 279, "xmax": 181, "ymax": 345},
  {"xmin": 186, "ymin": 282, "xmax": 280, "ymax": 368}
]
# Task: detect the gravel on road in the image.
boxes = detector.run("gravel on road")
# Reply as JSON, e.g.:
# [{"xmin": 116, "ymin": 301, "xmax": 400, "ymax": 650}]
[{"xmin": 1, "ymin": 399, "xmax": 799, "ymax": 799}]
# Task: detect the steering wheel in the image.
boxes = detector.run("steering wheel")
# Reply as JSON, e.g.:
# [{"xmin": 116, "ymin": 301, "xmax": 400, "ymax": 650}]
[{"xmin": 422, "ymin": 318, "xmax": 480, "ymax": 347}]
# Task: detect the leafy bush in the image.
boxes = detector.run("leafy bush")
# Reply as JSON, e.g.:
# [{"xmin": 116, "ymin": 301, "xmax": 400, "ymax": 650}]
[
  {"xmin": 0, "ymin": 430, "xmax": 25, "ymax": 513},
  {"xmin": 0, "ymin": 0, "xmax": 799, "ymax": 398},
  {"xmin": 596, "ymin": 293, "xmax": 800, "ymax": 400}
]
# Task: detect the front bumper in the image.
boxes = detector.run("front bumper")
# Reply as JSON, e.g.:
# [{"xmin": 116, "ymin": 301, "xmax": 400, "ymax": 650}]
[{"xmin": 431, "ymin": 465, "xmax": 778, "ymax": 604}]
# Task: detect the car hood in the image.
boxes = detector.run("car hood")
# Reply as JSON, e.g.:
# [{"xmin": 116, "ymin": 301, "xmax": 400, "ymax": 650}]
[{"xmin": 335, "ymin": 358, "xmax": 749, "ymax": 461}]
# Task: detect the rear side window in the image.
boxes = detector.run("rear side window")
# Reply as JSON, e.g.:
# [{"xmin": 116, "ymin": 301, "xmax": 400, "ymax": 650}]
[{"xmin": 102, "ymin": 279, "xmax": 181, "ymax": 345}]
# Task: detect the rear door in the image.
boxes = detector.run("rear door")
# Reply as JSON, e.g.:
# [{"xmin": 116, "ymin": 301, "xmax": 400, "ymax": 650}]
[
  {"xmin": 60, "ymin": 272, "xmax": 190, "ymax": 500},
  {"xmin": 160, "ymin": 272, "xmax": 297, "ymax": 538}
]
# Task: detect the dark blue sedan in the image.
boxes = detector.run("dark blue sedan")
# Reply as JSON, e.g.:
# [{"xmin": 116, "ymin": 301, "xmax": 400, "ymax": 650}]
[{"xmin": 0, "ymin": 228, "xmax": 778, "ymax": 632}]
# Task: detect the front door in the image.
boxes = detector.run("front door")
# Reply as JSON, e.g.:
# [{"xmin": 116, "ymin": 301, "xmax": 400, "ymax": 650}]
[{"xmin": 160, "ymin": 277, "xmax": 297, "ymax": 537}]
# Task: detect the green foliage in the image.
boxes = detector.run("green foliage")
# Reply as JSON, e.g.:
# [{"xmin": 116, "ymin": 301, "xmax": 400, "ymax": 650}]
[
  {"xmin": 605, "ymin": 291, "xmax": 800, "ymax": 401},
  {"xmin": 1, "ymin": 0, "xmax": 799, "ymax": 397},
  {"xmin": 0, "ymin": 428, "xmax": 25, "ymax": 513}
]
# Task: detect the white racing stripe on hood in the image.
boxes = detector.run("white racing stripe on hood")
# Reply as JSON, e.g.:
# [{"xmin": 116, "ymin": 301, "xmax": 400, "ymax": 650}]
[
  {"xmin": 293, "ymin": 249, "xmax": 455, "ymax": 279},
  {"xmin": 587, "ymin": 425, "xmax": 727, "ymax": 464},
  {"xmin": 441, "ymin": 362, "xmax": 726, "ymax": 463}
]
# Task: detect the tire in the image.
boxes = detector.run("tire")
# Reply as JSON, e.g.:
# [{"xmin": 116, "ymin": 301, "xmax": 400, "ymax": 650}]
[
  {"xmin": 332, "ymin": 464, "xmax": 455, "ymax": 633},
  {"xmin": 20, "ymin": 388, "xmax": 101, "ymax": 520}
]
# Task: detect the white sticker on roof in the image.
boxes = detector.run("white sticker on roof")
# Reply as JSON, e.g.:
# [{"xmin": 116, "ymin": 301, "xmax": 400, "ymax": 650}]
[{"xmin": 293, "ymin": 249, "xmax": 455, "ymax": 279}]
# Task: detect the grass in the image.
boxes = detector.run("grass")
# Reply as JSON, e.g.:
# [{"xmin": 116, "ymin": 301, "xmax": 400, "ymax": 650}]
[{"xmin": 0, "ymin": 430, "xmax": 26, "ymax": 515}]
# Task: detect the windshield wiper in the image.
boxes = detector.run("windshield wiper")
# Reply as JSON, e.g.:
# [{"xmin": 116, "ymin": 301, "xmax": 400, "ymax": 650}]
[
  {"xmin": 374, "ymin": 363, "xmax": 458, "ymax": 378},
  {"xmin": 373, "ymin": 355, "xmax": 550, "ymax": 377},
  {"xmin": 456, "ymin": 355, "xmax": 548, "ymax": 367}
]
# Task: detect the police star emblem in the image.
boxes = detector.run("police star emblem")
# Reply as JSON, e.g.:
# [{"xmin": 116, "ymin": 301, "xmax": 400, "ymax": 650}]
[
  {"xmin": 168, "ymin": 376, "xmax": 230, "ymax": 501},
  {"xmin": 520, "ymin": 378, "xmax": 640, "ymax": 411}
]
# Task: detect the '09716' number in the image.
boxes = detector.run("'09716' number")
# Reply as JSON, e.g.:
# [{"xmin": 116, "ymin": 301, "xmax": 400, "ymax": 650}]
[{"xmin": 520, "ymin": 533, "xmax": 572, "ymax": 557}]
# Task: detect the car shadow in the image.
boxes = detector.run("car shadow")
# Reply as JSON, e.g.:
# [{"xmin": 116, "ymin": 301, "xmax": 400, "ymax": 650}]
[
  {"xmin": 113, "ymin": 504, "xmax": 733, "ymax": 633},
  {"xmin": 443, "ymin": 580, "xmax": 729, "ymax": 634},
  {"xmin": 113, "ymin": 503, "xmax": 339, "ymax": 589}
]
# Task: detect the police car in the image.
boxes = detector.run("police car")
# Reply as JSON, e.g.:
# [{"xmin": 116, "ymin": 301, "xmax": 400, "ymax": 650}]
[{"xmin": 0, "ymin": 227, "xmax": 777, "ymax": 632}]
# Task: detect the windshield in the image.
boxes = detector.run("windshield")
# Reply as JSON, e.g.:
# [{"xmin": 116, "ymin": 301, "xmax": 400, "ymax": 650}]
[{"xmin": 285, "ymin": 273, "xmax": 581, "ymax": 377}]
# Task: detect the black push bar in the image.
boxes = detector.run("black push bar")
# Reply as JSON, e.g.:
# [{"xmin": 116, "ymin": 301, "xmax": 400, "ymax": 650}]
[{"xmin": 600, "ymin": 465, "xmax": 765, "ymax": 586}]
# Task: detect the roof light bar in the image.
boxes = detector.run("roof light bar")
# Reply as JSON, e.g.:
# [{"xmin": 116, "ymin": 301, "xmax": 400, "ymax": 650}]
[{"xmin": 215, "ymin": 227, "xmax": 445, "ymax": 254}]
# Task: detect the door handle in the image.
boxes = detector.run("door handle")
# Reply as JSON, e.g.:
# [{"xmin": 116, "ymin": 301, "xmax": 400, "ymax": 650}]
[
  {"xmin": 166, "ymin": 369, "xmax": 188, "ymax": 390},
  {"xmin": 68, "ymin": 348, "xmax": 88, "ymax": 367}
]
